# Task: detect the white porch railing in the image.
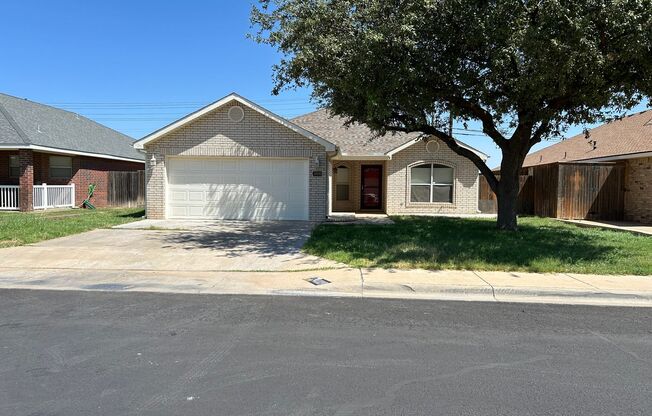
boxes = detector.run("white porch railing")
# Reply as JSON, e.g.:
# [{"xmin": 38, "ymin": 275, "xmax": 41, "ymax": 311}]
[
  {"xmin": 33, "ymin": 184, "xmax": 75, "ymax": 209},
  {"xmin": 0, "ymin": 185, "xmax": 19, "ymax": 210}
]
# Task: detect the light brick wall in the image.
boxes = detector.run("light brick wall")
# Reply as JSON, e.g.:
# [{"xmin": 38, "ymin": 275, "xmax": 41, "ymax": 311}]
[
  {"xmin": 386, "ymin": 139, "xmax": 479, "ymax": 215},
  {"xmin": 143, "ymin": 101, "xmax": 328, "ymax": 221},
  {"xmin": 624, "ymin": 156, "xmax": 652, "ymax": 224}
]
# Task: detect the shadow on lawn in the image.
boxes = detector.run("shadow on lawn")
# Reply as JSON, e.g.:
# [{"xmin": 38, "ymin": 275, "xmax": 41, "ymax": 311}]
[
  {"xmin": 118, "ymin": 209, "xmax": 145, "ymax": 219},
  {"xmin": 305, "ymin": 216, "xmax": 627, "ymax": 270}
]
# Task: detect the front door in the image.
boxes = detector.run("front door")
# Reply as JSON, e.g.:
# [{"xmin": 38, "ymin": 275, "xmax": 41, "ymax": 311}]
[{"xmin": 361, "ymin": 165, "xmax": 383, "ymax": 210}]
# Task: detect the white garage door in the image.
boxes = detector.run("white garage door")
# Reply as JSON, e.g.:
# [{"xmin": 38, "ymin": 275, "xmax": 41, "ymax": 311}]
[{"xmin": 167, "ymin": 158, "xmax": 309, "ymax": 220}]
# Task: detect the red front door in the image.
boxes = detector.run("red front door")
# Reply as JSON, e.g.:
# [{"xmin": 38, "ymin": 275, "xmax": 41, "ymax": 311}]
[{"xmin": 361, "ymin": 165, "xmax": 382, "ymax": 210}]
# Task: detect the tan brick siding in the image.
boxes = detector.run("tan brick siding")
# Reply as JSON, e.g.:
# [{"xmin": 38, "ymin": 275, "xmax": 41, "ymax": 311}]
[
  {"xmin": 143, "ymin": 101, "xmax": 328, "ymax": 221},
  {"xmin": 385, "ymin": 139, "xmax": 479, "ymax": 215},
  {"xmin": 624, "ymin": 157, "xmax": 652, "ymax": 224}
]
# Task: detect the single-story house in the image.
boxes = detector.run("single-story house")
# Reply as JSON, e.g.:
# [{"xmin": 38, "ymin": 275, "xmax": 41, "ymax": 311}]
[
  {"xmin": 134, "ymin": 93, "xmax": 487, "ymax": 221},
  {"xmin": 0, "ymin": 92, "xmax": 145, "ymax": 211},
  {"xmin": 484, "ymin": 110, "xmax": 651, "ymax": 223}
]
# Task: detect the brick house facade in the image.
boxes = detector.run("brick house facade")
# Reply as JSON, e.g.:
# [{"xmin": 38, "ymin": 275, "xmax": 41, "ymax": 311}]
[
  {"xmin": 329, "ymin": 140, "xmax": 480, "ymax": 215},
  {"xmin": 385, "ymin": 139, "xmax": 480, "ymax": 215},
  {"xmin": 135, "ymin": 94, "xmax": 486, "ymax": 221},
  {"xmin": 0, "ymin": 150, "xmax": 143, "ymax": 210},
  {"xmin": 0, "ymin": 92, "xmax": 146, "ymax": 211},
  {"xmin": 142, "ymin": 102, "xmax": 328, "ymax": 221}
]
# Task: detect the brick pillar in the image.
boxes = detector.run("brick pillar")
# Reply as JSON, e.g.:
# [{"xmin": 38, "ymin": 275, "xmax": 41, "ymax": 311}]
[{"xmin": 19, "ymin": 149, "xmax": 33, "ymax": 211}]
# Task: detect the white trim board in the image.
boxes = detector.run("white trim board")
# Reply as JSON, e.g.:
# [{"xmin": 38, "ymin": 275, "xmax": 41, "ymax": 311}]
[
  {"xmin": 331, "ymin": 154, "xmax": 391, "ymax": 161},
  {"xmin": 134, "ymin": 93, "xmax": 337, "ymax": 152},
  {"xmin": 385, "ymin": 137, "xmax": 489, "ymax": 161},
  {"xmin": 0, "ymin": 144, "xmax": 145, "ymax": 164}
]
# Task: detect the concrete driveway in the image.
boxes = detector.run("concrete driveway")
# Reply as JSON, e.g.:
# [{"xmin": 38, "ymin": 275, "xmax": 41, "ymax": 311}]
[{"xmin": 0, "ymin": 220, "xmax": 340, "ymax": 272}]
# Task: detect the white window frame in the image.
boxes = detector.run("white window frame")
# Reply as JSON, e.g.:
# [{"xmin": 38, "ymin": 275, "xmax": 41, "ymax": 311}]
[
  {"xmin": 49, "ymin": 155, "xmax": 73, "ymax": 179},
  {"xmin": 408, "ymin": 162, "xmax": 455, "ymax": 204},
  {"xmin": 8, "ymin": 155, "xmax": 20, "ymax": 178}
]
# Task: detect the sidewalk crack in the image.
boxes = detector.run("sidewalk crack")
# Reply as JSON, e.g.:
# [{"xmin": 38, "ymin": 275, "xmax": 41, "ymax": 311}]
[
  {"xmin": 473, "ymin": 271, "xmax": 497, "ymax": 302},
  {"xmin": 358, "ymin": 267, "xmax": 364, "ymax": 298}
]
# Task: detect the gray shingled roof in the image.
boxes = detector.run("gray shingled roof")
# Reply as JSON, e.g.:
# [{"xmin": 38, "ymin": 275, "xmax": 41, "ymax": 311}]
[
  {"xmin": 291, "ymin": 108, "xmax": 487, "ymax": 159},
  {"xmin": 291, "ymin": 109, "xmax": 423, "ymax": 156},
  {"xmin": 0, "ymin": 92, "xmax": 144, "ymax": 161}
]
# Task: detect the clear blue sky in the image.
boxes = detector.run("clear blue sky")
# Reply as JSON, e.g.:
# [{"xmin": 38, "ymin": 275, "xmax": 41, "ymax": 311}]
[{"xmin": 1, "ymin": 1, "xmax": 648, "ymax": 167}]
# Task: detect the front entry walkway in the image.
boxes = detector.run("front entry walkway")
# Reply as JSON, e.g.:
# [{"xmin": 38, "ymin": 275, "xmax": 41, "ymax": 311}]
[{"xmin": 327, "ymin": 212, "xmax": 395, "ymax": 224}]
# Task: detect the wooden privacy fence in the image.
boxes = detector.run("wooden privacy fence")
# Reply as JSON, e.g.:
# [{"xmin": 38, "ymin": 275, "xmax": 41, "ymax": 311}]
[
  {"xmin": 556, "ymin": 163, "xmax": 625, "ymax": 220},
  {"xmin": 479, "ymin": 162, "xmax": 625, "ymax": 220},
  {"xmin": 478, "ymin": 174, "xmax": 533, "ymax": 215},
  {"xmin": 108, "ymin": 170, "xmax": 145, "ymax": 207}
]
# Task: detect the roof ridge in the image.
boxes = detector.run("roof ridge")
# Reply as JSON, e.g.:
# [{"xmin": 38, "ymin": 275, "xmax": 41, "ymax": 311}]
[
  {"xmin": 0, "ymin": 100, "xmax": 30, "ymax": 144},
  {"xmin": 290, "ymin": 107, "xmax": 330, "ymax": 121}
]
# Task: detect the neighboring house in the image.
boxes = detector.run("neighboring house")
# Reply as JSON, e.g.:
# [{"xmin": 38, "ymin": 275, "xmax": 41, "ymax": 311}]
[
  {"xmin": 134, "ymin": 93, "xmax": 487, "ymax": 221},
  {"xmin": 0, "ymin": 93, "xmax": 145, "ymax": 211},
  {"xmin": 485, "ymin": 110, "xmax": 651, "ymax": 223}
]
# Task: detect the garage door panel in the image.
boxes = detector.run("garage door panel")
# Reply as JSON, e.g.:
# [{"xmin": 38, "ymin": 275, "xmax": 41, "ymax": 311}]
[
  {"xmin": 167, "ymin": 158, "xmax": 309, "ymax": 220},
  {"xmin": 170, "ymin": 191, "xmax": 189, "ymax": 201},
  {"xmin": 188, "ymin": 191, "xmax": 204, "ymax": 201}
]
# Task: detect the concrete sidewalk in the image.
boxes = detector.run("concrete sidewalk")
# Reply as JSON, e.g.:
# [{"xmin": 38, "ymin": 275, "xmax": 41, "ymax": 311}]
[
  {"xmin": 0, "ymin": 266, "xmax": 650, "ymax": 307},
  {"xmin": 561, "ymin": 219, "xmax": 652, "ymax": 236}
]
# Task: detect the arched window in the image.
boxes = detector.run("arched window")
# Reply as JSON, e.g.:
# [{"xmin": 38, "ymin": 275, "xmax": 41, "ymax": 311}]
[
  {"xmin": 335, "ymin": 166, "xmax": 350, "ymax": 201},
  {"xmin": 410, "ymin": 163, "xmax": 453, "ymax": 203}
]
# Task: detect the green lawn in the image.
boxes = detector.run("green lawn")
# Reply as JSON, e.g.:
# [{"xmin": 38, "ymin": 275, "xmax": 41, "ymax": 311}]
[
  {"xmin": 303, "ymin": 216, "xmax": 652, "ymax": 275},
  {"xmin": 0, "ymin": 207, "xmax": 144, "ymax": 248}
]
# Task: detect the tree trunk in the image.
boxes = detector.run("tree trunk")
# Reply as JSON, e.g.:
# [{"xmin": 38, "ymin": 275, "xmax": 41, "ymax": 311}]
[
  {"xmin": 496, "ymin": 177, "xmax": 519, "ymax": 231},
  {"xmin": 495, "ymin": 152, "xmax": 524, "ymax": 231}
]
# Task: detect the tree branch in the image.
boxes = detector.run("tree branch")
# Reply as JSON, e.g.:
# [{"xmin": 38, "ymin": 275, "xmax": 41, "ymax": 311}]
[
  {"xmin": 530, "ymin": 120, "xmax": 551, "ymax": 146},
  {"xmin": 447, "ymin": 96, "xmax": 509, "ymax": 149}
]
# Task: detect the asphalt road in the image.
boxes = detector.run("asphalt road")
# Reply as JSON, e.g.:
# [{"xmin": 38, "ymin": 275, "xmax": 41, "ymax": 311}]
[{"xmin": 0, "ymin": 290, "xmax": 651, "ymax": 416}]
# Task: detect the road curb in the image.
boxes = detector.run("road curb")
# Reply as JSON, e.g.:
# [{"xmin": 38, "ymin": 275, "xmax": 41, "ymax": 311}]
[{"xmin": 359, "ymin": 284, "xmax": 652, "ymax": 307}]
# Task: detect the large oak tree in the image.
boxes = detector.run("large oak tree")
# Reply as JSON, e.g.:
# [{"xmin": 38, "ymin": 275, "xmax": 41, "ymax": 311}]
[{"xmin": 252, "ymin": 0, "xmax": 652, "ymax": 230}]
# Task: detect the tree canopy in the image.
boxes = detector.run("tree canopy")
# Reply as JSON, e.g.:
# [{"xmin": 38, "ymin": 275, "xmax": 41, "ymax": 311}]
[{"xmin": 252, "ymin": 0, "xmax": 652, "ymax": 229}]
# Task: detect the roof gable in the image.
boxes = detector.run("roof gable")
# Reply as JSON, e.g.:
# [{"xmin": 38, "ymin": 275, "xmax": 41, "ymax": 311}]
[{"xmin": 134, "ymin": 93, "xmax": 336, "ymax": 151}]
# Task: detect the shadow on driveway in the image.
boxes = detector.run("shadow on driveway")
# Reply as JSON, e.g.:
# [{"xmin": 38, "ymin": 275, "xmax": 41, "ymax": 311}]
[{"xmin": 155, "ymin": 220, "xmax": 316, "ymax": 259}]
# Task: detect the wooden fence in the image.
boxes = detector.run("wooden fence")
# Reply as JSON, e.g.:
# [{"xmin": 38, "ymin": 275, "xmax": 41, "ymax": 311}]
[
  {"xmin": 478, "ymin": 174, "xmax": 533, "ymax": 215},
  {"xmin": 556, "ymin": 163, "xmax": 625, "ymax": 220},
  {"xmin": 108, "ymin": 170, "xmax": 145, "ymax": 207},
  {"xmin": 480, "ymin": 162, "xmax": 625, "ymax": 220}
]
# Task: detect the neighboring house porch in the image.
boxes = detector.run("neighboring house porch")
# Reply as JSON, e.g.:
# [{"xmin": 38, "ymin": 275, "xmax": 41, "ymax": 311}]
[
  {"xmin": 0, "ymin": 149, "xmax": 142, "ymax": 211},
  {"xmin": 0, "ymin": 92, "xmax": 146, "ymax": 211}
]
